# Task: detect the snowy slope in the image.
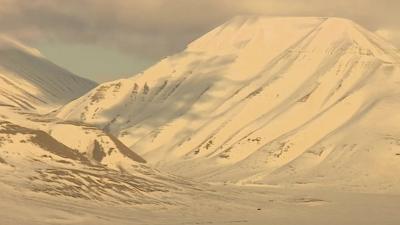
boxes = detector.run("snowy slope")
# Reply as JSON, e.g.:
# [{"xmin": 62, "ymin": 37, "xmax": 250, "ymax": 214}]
[
  {"xmin": 56, "ymin": 17, "xmax": 400, "ymax": 192},
  {"xmin": 0, "ymin": 36, "xmax": 96, "ymax": 112},
  {"xmin": 0, "ymin": 114, "xmax": 195, "ymax": 204}
]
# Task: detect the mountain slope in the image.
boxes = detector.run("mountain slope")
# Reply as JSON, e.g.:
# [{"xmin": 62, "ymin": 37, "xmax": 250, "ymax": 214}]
[
  {"xmin": 0, "ymin": 37, "xmax": 96, "ymax": 111},
  {"xmin": 56, "ymin": 17, "xmax": 400, "ymax": 192},
  {"xmin": 0, "ymin": 116, "xmax": 197, "ymax": 204}
]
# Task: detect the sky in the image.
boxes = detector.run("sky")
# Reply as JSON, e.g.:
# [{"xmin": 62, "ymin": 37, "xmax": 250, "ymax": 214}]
[{"xmin": 0, "ymin": 0, "xmax": 399, "ymax": 82}]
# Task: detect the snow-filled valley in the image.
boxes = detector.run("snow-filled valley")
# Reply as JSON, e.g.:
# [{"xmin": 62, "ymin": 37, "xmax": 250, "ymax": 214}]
[{"xmin": 1, "ymin": 16, "xmax": 400, "ymax": 225}]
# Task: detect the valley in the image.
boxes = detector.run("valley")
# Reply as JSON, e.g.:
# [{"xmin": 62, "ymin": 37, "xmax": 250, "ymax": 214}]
[{"xmin": 0, "ymin": 16, "xmax": 400, "ymax": 225}]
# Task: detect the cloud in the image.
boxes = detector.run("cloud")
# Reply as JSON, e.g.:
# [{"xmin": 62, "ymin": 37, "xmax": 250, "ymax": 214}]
[
  {"xmin": 0, "ymin": 0, "xmax": 398, "ymax": 60},
  {"xmin": 0, "ymin": 0, "xmax": 234, "ymax": 57}
]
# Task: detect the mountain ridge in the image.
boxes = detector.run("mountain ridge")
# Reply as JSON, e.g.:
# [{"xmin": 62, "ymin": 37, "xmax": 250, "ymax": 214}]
[
  {"xmin": 56, "ymin": 16, "xmax": 400, "ymax": 192},
  {"xmin": 0, "ymin": 37, "xmax": 97, "ymax": 112}
]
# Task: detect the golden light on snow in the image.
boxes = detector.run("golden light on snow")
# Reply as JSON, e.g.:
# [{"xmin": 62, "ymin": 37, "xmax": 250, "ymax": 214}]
[{"xmin": 0, "ymin": 9, "xmax": 400, "ymax": 225}]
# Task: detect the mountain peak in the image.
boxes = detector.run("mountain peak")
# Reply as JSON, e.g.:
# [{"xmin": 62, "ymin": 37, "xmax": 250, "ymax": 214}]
[
  {"xmin": 186, "ymin": 16, "xmax": 352, "ymax": 53},
  {"xmin": 188, "ymin": 16, "xmax": 323, "ymax": 51},
  {"xmin": 187, "ymin": 16, "xmax": 399, "ymax": 63},
  {"xmin": 57, "ymin": 14, "xmax": 400, "ymax": 190},
  {"xmin": 224, "ymin": 16, "xmax": 357, "ymax": 28}
]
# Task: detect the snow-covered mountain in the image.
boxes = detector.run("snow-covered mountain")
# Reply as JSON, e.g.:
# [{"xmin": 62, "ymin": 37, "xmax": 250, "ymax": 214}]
[
  {"xmin": 0, "ymin": 37, "xmax": 194, "ymax": 204},
  {"xmin": 0, "ymin": 37, "xmax": 96, "ymax": 112},
  {"xmin": 56, "ymin": 17, "xmax": 400, "ymax": 192},
  {"xmin": 0, "ymin": 112, "xmax": 196, "ymax": 204}
]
